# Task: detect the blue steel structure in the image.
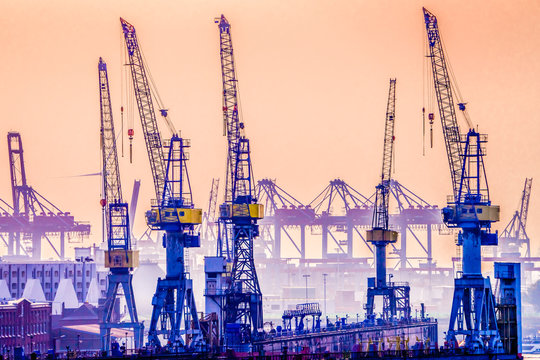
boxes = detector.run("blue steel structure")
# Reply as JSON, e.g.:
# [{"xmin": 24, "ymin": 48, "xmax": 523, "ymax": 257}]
[
  {"xmin": 97, "ymin": 58, "xmax": 143, "ymax": 352},
  {"xmin": 365, "ymin": 79, "xmax": 410, "ymax": 321},
  {"xmin": 121, "ymin": 18, "xmax": 203, "ymax": 349},
  {"xmin": 424, "ymin": 8, "xmax": 502, "ymax": 353},
  {"xmin": 216, "ymin": 14, "xmax": 264, "ymax": 348}
]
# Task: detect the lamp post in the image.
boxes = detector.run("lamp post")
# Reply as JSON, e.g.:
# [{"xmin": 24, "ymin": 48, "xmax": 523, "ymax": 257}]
[
  {"xmin": 322, "ymin": 273, "xmax": 328, "ymax": 318},
  {"xmin": 302, "ymin": 274, "xmax": 310, "ymax": 303}
]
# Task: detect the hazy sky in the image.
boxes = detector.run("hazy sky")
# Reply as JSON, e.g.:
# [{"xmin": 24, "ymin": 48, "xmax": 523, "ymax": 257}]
[{"xmin": 1, "ymin": 0, "xmax": 539, "ymax": 262}]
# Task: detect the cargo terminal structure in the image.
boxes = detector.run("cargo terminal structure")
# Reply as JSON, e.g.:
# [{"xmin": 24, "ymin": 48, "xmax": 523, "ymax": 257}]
[{"xmin": 0, "ymin": 6, "xmax": 531, "ymax": 359}]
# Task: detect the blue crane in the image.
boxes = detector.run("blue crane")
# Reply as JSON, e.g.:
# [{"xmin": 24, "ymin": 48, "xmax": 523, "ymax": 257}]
[
  {"xmin": 121, "ymin": 18, "xmax": 203, "ymax": 350},
  {"xmin": 424, "ymin": 8, "xmax": 502, "ymax": 353},
  {"xmin": 97, "ymin": 58, "xmax": 143, "ymax": 352},
  {"xmin": 365, "ymin": 79, "xmax": 410, "ymax": 321},
  {"xmin": 215, "ymin": 14, "xmax": 264, "ymax": 349}
]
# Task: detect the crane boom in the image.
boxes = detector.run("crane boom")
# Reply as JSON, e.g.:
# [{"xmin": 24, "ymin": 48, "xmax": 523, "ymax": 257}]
[
  {"xmin": 99, "ymin": 58, "xmax": 124, "ymax": 241},
  {"xmin": 218, "ymin": 15, "xmax": 251, "ymax": 204},
  {"xmin": 423, "ymin": 8, "xmax": 470, "ymax": 200},
  {"xmin": 518, "ymin": 177, "xmax": 532, "ymax": 232},
  {"xmin": 373, "ymin": 79, "xmax": 396, "ymax": 230},
  {"xmin": 120, "ymin": 18, "xmax": 168, "ymax": 201}
]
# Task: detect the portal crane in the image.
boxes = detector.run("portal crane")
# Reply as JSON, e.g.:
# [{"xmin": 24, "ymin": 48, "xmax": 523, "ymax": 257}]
[
  {"xmin": 97, "ymin": 58, "xmax": 143, "ymax": 352},
  {"xmin": 365, "ymin": 79, "xmax": 410, "ymax": 321},
  {"xmin": 499, "ymin": 178, "xmax": 532, "ymax": 257},
  {"xmin": 424, "ymin": 8, "xmax": 502, "ymax": 353},
  {"xmin": 121, "ymin": 18, "xmax": 203, "ymax": 350},
  {"xmin": 215, "ymin": 14, "xmax": 264, "ymax": 349}
]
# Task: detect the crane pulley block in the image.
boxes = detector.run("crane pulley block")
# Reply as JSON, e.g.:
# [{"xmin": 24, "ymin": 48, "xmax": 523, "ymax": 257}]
[
  {"xmin": 105, "ymin": 249, "xmax": 139, "ymax": 269},
  {"xmin": 219, "ymin": 203, "xmax": 264, "ymax": 220}
]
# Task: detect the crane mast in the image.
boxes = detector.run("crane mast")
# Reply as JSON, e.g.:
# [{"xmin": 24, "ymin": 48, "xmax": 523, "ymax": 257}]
[
  {"xmin": 121, "ymin": 19, "xmax": 203, "ymax": 350},
  {"xmin": 424, "ymin": 8, "xmax": 502, "ymax": 353},
  {"xmin": 215, "ymin": 14, "xmax": 264, "ymax": 349},
  {"xmin": 365, "ymin": 79, "xmax": 410, "ymax": 321},
  {"xmin": 98, "ymin": 58, "xmax": 143, "ymax": 352}
]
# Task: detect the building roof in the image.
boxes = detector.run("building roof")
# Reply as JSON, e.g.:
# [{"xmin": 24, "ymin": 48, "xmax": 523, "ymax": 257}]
[
  {"xmin": 22, "ymin": 279, "xmax": 46, "ymax": 302},
  {"xmin": 62, "ymin": 324, "xmax": 134, "ymax": 338}
]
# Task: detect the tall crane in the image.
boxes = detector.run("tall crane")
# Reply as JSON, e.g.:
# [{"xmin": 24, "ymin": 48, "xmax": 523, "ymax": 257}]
[
  {"xmin": 121, "ymin": 18, "xmax": 203, "ymax": 349},
  {"xmin": 215, "ymin": 14, "xmax": 264, "ymax": 348},
  {"xmin": 424, "ymin": 8, "xmax": 502, "ymax": 353},
  {"xmin": 97, "ymin": 58, "xmax": 143, "ymax": 352},
  {"xmin": 365, "ymin": 79, "xmax": 410, "ymax": 321},
  {"xmin": 202, "ymin": 178, "xmax": 220, "ymax": 250},
  {"xmin": 499, "ymin": 178, "xmax": 532, "ymax": 257}
]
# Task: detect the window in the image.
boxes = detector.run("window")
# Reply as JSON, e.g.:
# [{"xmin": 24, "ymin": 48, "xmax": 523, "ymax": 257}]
[
  {"xmin": 37, "ymin": 271, "xmax": 42, "ymax": 277},
  {"xmin": 54, "ymin": 283, "xmax": 58, "ymax": 289},
  {"xmin": 21, "ymin": 271, "xmax": 25, "ymax": 277},
  {"xmin": 77, "ymin": 271, "xmax": 81, "ymax": 277},
  {"xmin": 45, "ymin": 283, "xmax": 51, "ymax": 289},
  {"xmin": 11, "ymin": 272, "xmax": 16, "ymax": 278},
  {"xmin": 54, "ymin": 271, "xmax": 59, "ymax": 277},
  {"xmin": 86, "ymin": 271, "xmax": 90, "ymax": 277},
  {"xmin": 100, "ymin": 279, "xmax": 105, "ymax": 285},
  {"xmin": 11, "ymin": 284, "xmax": 16, "ymax": 290},
  {"xmin": 45, "ymin": 271, "xmax": 50, "ymax": 276},
  {"xmin": 77, "ymin": 282, "xmax": 82, "ymax": 289},
  {"xmin": 477, "ymin": 208, "xmax": 483, "ymax": 213},
  {"xmin": 86, "ymin": 282, "xmax": 89, "ymax": 288},
  {"xmin": 21, "ymin": 283, "xmax": 25, "ymax": 289},
  {"xmin": 68, "ymin": 271, "xmax": 73, "ymax": 276}
]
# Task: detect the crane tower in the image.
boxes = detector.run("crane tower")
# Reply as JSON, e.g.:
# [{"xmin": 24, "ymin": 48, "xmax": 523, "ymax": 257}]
[
  {"xmin": 98, "ymin": 58, "xmax": 143, "ymax": 352},
  {"xmin": 424, "ymin": 8, "xmax": 503, "ymax": 353},
  {"xmin": 120, "ymin": 18, "xmax": 203, "ymax": 350},
  {"xmin": 215, "ymin": 14, "xmax": 264, "ymax": 349}
]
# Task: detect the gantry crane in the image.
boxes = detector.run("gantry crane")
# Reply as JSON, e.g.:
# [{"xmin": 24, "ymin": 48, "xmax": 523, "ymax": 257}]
[
  {"xmin": 424, "ymin": 8, "xmax": 502, "ymax": 353},
  {"xmin": 202, "ymin": 178, "xmax": 220, "ymax": 248},
  {"xmin": 7, "ymin": 132, "xmax": 90, "ymax": 259},
  {"xmin": 215, "ymin": 14, "xmax": 264, "ymax": 348},
  {"xmin": 98, "ymin": 58, "xmax": 143, "ymax": 352},
  {"xmin": 499, "ymin": 178, "xmax": 532, "ymax": 257},
  {"xmin": 365, "ymin": 79, "xmax": 410, "ymax": 321},
  {"xmin": 121, "ymin": 18, "xmax": 203, "ymax": 350}
]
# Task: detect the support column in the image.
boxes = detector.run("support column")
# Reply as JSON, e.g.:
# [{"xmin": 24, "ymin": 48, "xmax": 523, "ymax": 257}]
[
  {"xmin": 60, "ymin": 232, "xmax": 65, "ymax": 260},
  {"xmin": 273, "ymin": 218, "xmax": 281, "ymax": 259},
  {"xmin": 400, "ymin": 225, "xmax": 407, "ymax": 269},
  {"xmin": 322, "ymin": 223, "xmax": 328, "ymax": 259},
  {"xmin": 300, "ymin": 225, "xmax": 306, "ymax": 259},
  {"xmin": 346, "ymin": 219, "xmax": 353, "ymax": 258},
  {"xmin": 32, "ymin": 232, "xmax": 41, "ymax": 260}
]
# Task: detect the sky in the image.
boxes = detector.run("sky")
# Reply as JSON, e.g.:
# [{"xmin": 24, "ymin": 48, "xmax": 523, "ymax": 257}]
[{"xmin": 0, "ymin": 0, "xmax": 539, "ymax": 263}]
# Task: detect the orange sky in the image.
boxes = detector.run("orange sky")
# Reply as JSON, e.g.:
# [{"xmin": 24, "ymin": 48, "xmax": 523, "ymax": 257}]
[{"xmin": 0, "ymin": 0, "xmax": 539, "ymax": 263}]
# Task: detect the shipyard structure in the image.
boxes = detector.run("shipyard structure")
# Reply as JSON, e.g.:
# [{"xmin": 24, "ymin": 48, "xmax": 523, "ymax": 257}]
[{"xmin": 0, "ymin": 6, "xmax": 531, "ymax": 360}]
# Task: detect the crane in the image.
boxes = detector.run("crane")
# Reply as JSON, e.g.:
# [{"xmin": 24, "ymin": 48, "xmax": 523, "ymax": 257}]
[
  {"xmin": 424, "ymin": 8, "xmax": 502, "ymax": 353},
  {"xmin": 215, "ymin": 14, "xmax": 264, "ymax": 349},
  {"xmin": 97, "ymin": 58, "xmax": 143, "ymax": 352},
  {"xmin": 121, "ymin": 18, "xmax": 203, "ymax": 350},
  {"xmin": 202, "ymin": 178, "xmax": 220, "ymax": 250},
  {"xmin": 365, "ymin": 79, "xmax": 410, "ymax": 321},
  {"xmin": 499, "ymin": 178, "xmax": 532, "ymax": 257}
]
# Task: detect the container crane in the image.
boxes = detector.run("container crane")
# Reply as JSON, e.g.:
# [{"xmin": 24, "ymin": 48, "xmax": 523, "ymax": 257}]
[
  {"xmin": 215, "ymin": 14, "xmax": 264, "ymax": 349},
  {"xmin": 424, "ymin": 8, "xmax": 502, "ymax": 353},
  {"xmin": 97, "ymin": 58, "xmax": 143, "ymax": 352},
  {"xmin": 499, "ymin": 178, "xmax": 532, "ymax": 257},
  {"xmin": 365, "ymin": 79, "xmax": 410, "ymax": 321},
  {"xmin": 121, "ymin": 18, "xmax": 203, "ymax": 350}
]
